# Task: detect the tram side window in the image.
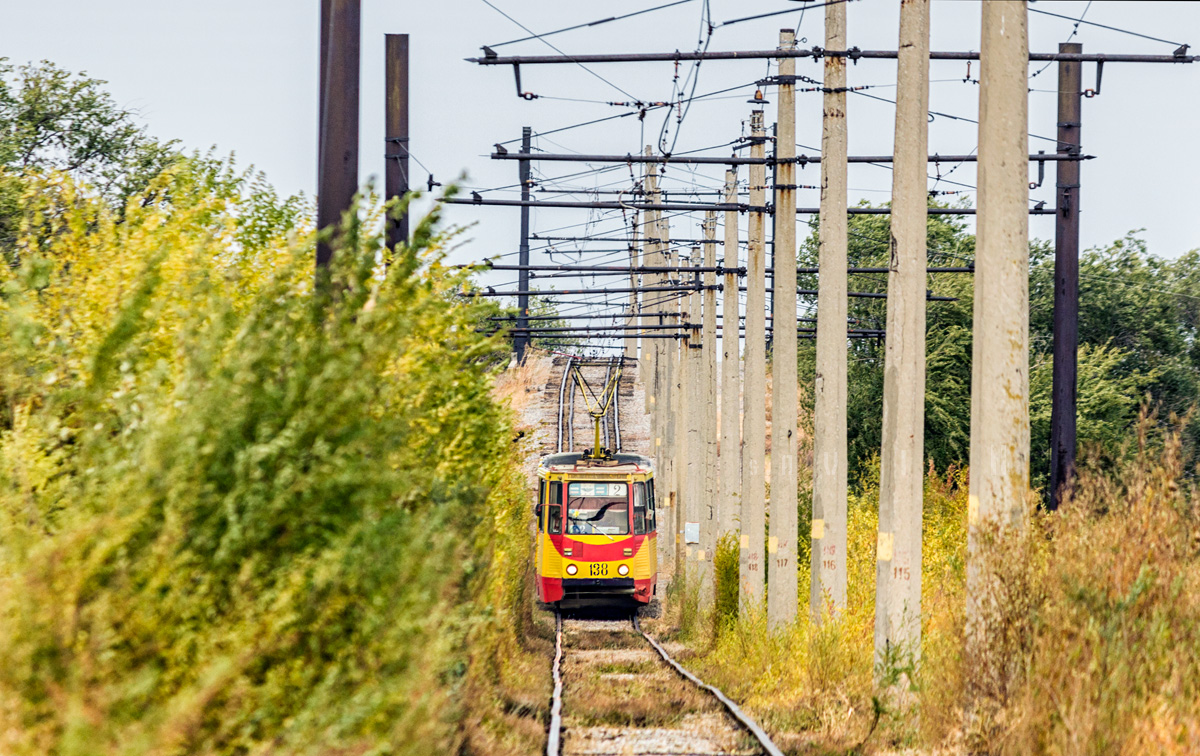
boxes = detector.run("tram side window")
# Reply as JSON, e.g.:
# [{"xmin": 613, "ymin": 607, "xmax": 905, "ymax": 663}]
[
  {"xmin": 650, "ymin": 480, "xmax": 657, "ymax": 532},
  {"xmin": 633, "ymin": 483, "xmax": 648, "ymax": 534},
  {"xmin": 546, "ymin": 481, "xmax": 562, "ymax": 534}
]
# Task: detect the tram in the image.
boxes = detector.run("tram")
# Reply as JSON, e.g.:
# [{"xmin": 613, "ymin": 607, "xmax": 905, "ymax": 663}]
[{"xmin": 534, "ymin": 450, "xmax": 658, "ymax": 605}]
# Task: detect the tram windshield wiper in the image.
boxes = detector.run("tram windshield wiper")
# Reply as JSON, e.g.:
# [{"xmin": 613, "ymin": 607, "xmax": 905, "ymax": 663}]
[{"xmin": 567, "ymin": 500, "xmax": 617, "ymax": 541}]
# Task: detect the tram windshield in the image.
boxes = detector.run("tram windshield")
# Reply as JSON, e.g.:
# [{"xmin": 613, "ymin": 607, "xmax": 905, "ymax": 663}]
[{"xmin": 565, "ymin": 481, "xmax": 629, "ymax": 537}]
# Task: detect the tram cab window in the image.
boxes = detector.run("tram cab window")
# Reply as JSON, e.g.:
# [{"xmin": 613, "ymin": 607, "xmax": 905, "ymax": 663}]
[
  {"xmin": 647, "ymin": 480, "xmax": 657, "ymax": 532},
  {"xmin": 546, "ymin": 482, "xmax": 562, "ymax": 534},
  {"xmin": 633, "ymin": 482, "xmax": 648, "ymax": 534},
  {"xmin": 566, "ymin": 481, "xmax": 630, "ymax": 536}
]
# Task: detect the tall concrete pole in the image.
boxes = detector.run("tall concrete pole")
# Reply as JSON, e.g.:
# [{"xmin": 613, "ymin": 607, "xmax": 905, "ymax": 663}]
[
  {"xmin": 671, "ymin": 250, "xmax": 685, "ymax": 582},
  {"xmin": 740, "ymin": 110, "xmax": 768, "ymax": 612},
  {"xmin": 967, "ymin": 0, "xmax": 1030, "ymax": 681},
  {"xmin": 384, "ymin": 34, "xmax": 409, "ymax": 250},
  {"xmin": 768, "ymin": 28, "xmax": 800, "ymax": 628},
  {"xmin": 643, "ymin": 146, "xmax": 662, "ymax": 391},
  {"xmin": 1049, "ymin": 42, "xmax": 1082, "ymax": 510},
  {"xmin": 316, "ymin": 0, "xmax": 361, "ymax": 286},
  {"xmin": 875, "ymin": 0, "xmax": 929, "ymax": 680},
  {"xmin": 685, "ymin": 250, "xmax": 705, "ymax": 593},
  {"xmin": 701, "ymin": 213, "xmax": 720, "ymax": 608},
  {"xmin": 812, "ymin": 0, "xmax": 849, "ymax": 621},
  {"xmin": 661, "ymin": 192, "xmax": 680, "ymax": 575},
  {"xmin": 719, "ymin": 169, "xmax": 743, "ymax": 542},
  {"xmin": 626, "ymin": 209, "xmax": 640, "ymax": 362}
]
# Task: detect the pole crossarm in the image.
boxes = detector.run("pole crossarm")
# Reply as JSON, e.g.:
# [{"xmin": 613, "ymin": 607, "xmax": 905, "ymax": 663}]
[
  {"xmin": 469, "ymin": 49, "xmax": 1198, "ymax": 65},
  {"xmin": 460, "ymin": 263, "xmax": 973, "ymax": 274},
  {"xmin": 489, "ymin": 151, "xmax": 1092, "ymax": 165},
  {"xmin": 445, "ymin": 197, "xmax": 1056, "ymax": 215}
]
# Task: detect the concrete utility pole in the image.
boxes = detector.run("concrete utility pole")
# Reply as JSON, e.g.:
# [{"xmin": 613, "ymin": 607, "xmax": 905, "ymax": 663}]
[
  {"xmin": 768, "ymin": 28, "xmax": 799, "ymax": 629},
  {"xmin": 874, "ymin": 0, "xmax": 929, "ymax": 682},
  {"xmin": 685, "ymin": 249, "xmax": 705, "ymax": 593},
  {"xmin": 967, "ymin": 0, "xmax": 1030, "ymax": 680},
  {"xmin": 741, "ymin": 109, "xmax": 768, "ymax": 611},
  {"xmin": 720, "ymin": 168, "xmax": 743, "ymax": 542},
  {"xmin": 643, "ymin": 149, "xmax": 659, "ymax": 416},
  {"xmin": 812, "ymin": 0, "xmax": 849, "ymax": 620},
  {"xmin": 1049, "ymin": 41, "xmax": 1082, "ymax": 510},
  {"xmin": 701, "ymin": 213, "xmax": 719, "ymax": 608},
  {"xmin": 672, "ymin": 256, "xmax": 686, "ymax": 581},
  {"xmin": 662, "ymin": 195, "xmax": 681, "ymax": 576},
  {"xmin": 516, "ymin": 127, "xmax": 532, "ymax": 361},
  {"xmin": 316, "ymin": 0, "xmax": 360, "ymax": 284},
  {"xmin": 384, "ymin": 33, "xmax": 409, "ymax": 251},
  {"xmin": 627, "ymin": 209, "xmax": 640, "ymax": 361}
]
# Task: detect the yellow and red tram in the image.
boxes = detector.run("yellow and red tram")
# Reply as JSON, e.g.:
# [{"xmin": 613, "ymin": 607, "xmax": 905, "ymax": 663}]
[{"xmin": 534, "ymin": 451, "xmax": 658, "ymax": 605}]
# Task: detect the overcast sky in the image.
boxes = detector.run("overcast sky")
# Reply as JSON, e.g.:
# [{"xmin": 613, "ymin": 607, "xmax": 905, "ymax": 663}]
[{"xmin": 3, "ymin": 0, "xmax": 1198, "ymax": 289}]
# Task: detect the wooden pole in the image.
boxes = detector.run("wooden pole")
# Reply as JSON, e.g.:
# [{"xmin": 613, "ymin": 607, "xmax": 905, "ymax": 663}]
[
  {"xmin": 741, "ymin": 110, "xmax": 768, "ymax": 612},
  {"xmin": 768, "ymin": 28, "xmax": 799, "ymax": 628},
  {"xmin": 875, "ymin": 0, "xmax": 929, "ymax": 682},
  {"xmin": 719, "ymin": 169, "xmax": 743, "ymax": 544},
  {"xmin": 316, "ymin": 0, "xmax": 360, "ymax": 286},
  {"xmin": 1049, "ymin": 41, "xmax": 1082, "ymax": 510},
  {"xmin": 384, "ymin": 33, "xmax": 409, "ymax": 250},
  {"xmin": 967, "ymin": 0, "xmax": 1030, "ymax": 693},
  {"xmin": 812, "ymin": 0, "xmax": 849, "ymax": 621}
]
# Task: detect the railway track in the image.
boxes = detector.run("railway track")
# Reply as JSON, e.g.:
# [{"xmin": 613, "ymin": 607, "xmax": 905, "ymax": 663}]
[
  {"xmin": 547, "ymin": 609, "xmax": 783, "ymax": 756},
  {"xmin": 542, "ymin": 353, "xmax": 776, "ymax": 754},
  {"xmin": 553, "ymin": 355, "xmax": 628, "ymax": 454}
]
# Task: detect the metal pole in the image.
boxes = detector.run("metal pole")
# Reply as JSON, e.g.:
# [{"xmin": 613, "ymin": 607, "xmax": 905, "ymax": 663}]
[
  {"xmin": 768, "ymin": 28, "xmax": 799, "ymax": 629},
  {"xmin": 515, "ymin": 127, "xmax": 533, "ymax": 361},
  {"xmin": 740, "ymin": 110, "xmax": 768, "ymax": 613},
  {"xmin": 812, "ymin": 0, "xmax": 849, "ymax": 622},
  {"xmin": 875, "ymin": 0, "xmax": 929, "ymax": 688},
  {"xmin": 720, "ymin": 168, "xmax": 743, "ymax": 545},
  {"xmin": 316, "ymin": 0, "xmax": 361, "ymax": 285},
  {"xmin": 967, "ymin": 0, "xmax": 1030, "ymax": 695},
  {"xmin": 384, "ymin": 33, "xmax": 409, "ymax": 250},
  {"xmin": 1049, "ymin": 42, "xmax": 1082, "ymax": 510}
]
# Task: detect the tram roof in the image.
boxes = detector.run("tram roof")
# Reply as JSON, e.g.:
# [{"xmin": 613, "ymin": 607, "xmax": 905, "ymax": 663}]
[{"xmin": 537, "ymin": 452, "xmax": 655, "ymax": 476}]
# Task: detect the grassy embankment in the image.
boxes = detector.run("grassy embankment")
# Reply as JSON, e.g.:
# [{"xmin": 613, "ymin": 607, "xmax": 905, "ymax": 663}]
[
  {"xmin": 0, "ymin": 163, "xmax": 549, "ymax": 755},
  {"xmin": 671, "ymin": 414, "xmax": 1198, "ymax": 755}
]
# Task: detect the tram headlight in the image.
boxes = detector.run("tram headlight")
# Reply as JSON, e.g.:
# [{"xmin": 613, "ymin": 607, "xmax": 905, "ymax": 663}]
[
  {"xmin": 565, "ymin": 563, "xmax": 578, "ymax": 576},
  {"xmin": 618, "ymin": 564, "xmax": 630, "ymax": 576}
]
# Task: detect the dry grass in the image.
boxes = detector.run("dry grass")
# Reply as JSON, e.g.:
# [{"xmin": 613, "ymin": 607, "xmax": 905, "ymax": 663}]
[
  {"xmin": 492, "ymin": 349, "xmax": 553, "ymax": 423},
  {"xmin": 666, "ymin": 410, "xmax": 1200, "ymax": 755}
]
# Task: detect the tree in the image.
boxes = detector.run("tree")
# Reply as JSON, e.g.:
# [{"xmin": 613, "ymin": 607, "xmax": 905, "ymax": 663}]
[
  {"xmin": 798, "ymin": 206, "xmax": 1199, "ymax": 489},
  {"xmin": 0, "ymin": 59, "xmax": 180, "ymax": 253}
]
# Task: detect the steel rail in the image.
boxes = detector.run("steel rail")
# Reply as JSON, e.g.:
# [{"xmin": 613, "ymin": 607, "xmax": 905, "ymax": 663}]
[
  {"xmin": 632, "ymin": 615, "xmax": 786, "ymax": 756},
  {"xmin": 547, "ymin": 610, "xmax": 564, "ymax": 756}
]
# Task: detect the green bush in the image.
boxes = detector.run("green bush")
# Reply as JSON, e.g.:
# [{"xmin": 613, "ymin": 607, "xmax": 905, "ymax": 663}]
[{"xmin": 0, "ymin": 165, "xmax": 531, "ymax": 754}]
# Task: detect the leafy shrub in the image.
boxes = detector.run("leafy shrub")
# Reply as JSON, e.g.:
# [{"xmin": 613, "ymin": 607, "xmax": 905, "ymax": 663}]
[{"xmin": 0, "ymin": 163, "xmax": 532, "ymax": 754}]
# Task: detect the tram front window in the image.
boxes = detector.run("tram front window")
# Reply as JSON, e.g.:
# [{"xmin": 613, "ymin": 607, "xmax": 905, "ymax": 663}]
[{"xmin": 566, "ymin": 481, "xmax": 629, "ymax": 536}]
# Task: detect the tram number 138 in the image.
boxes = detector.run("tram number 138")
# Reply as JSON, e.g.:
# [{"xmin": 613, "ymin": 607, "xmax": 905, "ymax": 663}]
[{"xmin": 589, "ymin": 563, "xmax": 609, "ymax": 577}]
